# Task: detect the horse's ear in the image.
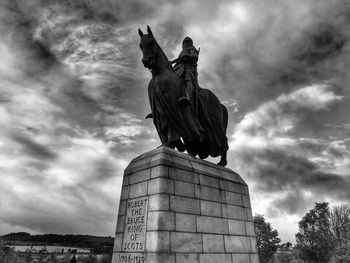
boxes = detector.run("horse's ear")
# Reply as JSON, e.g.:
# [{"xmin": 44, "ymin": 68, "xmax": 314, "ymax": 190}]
[
  {"xmin": 147, "ymin": 25, "xmax": 153, "ymax": 36},
  {"xmin": 138, "ymin": 28, "xmax": 144, "ymax": 37}
]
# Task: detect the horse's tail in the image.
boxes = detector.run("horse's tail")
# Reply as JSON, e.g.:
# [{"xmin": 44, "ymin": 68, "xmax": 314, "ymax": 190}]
[{"xmin": 222, "ymin": 104, "xmax": 228, "ymax": 132}]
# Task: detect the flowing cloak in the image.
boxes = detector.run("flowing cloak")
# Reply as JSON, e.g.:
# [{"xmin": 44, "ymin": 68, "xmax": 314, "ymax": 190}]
[
  {"xmin": 195, "ymin": 87, "xmax": 229, "ymax": 157},
  {"xmin": 148, "ymin": 71, "xmax": 204, "ymax": 144}
]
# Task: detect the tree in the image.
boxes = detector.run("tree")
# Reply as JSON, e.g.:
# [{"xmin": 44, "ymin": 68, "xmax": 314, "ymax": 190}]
[
  {"xmin": 330, "ymin": 205, "xmax": 350, "ymax": 259},
  {"xmin": 296, "ymin": 202, "xmax": 335, "ymax": 263},
  {"xmin": 254, "ymin": 214, "xmax": 281, "ymax": 263}
]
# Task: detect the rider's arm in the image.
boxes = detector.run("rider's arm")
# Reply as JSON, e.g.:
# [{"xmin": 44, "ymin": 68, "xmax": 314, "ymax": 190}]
[{"xmin": 180, "ymin": 47, "xmax": 198, "ymax": 63}]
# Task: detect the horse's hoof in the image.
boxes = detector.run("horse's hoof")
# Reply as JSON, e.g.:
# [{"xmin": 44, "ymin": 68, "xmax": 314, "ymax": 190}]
[
  {"xmin": 178, "ymin": 97, "xmax": 192, "ymax": 106},
  {"xmin": 217, "ymin": 160, "xmax": 227, "ymax": 167},
  {"xmin": 175, "ymin": 141, "xmax": 186, "ymax": 152}
]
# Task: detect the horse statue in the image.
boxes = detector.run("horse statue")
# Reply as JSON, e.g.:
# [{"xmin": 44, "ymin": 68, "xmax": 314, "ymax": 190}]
[{"xmin": 138, "ymin": 26, "xmax": 229, "ymax": 166}]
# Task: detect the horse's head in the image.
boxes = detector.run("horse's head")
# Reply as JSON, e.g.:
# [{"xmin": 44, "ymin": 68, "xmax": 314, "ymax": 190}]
[{"xmin": 138, "ymin": 26, "xmax": 158, "ymax": 70}]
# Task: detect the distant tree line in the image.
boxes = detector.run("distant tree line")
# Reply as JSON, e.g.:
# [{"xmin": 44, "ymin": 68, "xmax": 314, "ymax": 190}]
[
  {"xmin": 254, "ymin": 203, "xmax": 350, "ymax": 263},
  {"xmin": 0, "ymin": 245, "xmax": 112, "ymax": 263},
  {"xmin": 0, "ymin": 233, "xmax": 113, "ymax": 254}
]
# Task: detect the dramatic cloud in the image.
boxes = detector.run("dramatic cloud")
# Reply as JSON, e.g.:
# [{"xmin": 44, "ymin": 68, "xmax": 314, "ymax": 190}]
[
  {"xmin": 229, "ymin": 84, "xmax": 349, "ymax": 240},
  {"xmin": 0, "ymin": 0, "xmax": 349, "ymax": 242}
]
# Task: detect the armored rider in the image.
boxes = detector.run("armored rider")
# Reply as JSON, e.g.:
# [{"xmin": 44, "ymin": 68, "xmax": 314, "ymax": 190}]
[{"xmin": 173, "ymin": 37, "xmax": 200, "ymax": 111}]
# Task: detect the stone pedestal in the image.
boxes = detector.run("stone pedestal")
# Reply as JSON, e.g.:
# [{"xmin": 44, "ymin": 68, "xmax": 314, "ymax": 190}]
[{"xmin": 112, "ymin": 147, "xmax": 259, "ymax": 263}]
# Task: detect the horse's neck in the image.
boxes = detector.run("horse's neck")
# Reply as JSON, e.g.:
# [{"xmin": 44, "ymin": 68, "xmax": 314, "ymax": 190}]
[{"xmin": 154, "ymin": 46, "xmax": 172, "ymax": 74}]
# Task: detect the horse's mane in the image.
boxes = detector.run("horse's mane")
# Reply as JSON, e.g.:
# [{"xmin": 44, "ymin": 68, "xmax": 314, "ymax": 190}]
[{"xmin": 149, "ymin": 35, "xmax": 173, "ymax": 72}]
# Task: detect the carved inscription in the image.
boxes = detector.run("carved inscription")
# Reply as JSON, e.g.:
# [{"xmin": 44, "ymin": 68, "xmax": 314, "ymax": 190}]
[
  {"xmin": 122, "ymin": 197, "xmax": 148, "ymax": 252},
  {"xmin": 119, "ymin": 253, "xmax": 146, "ymax": 263}
]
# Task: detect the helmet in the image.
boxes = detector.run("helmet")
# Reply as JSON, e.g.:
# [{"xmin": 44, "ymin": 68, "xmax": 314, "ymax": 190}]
[{"xmin": 182, "ymin": 37, "xmax": 193, "ymax": 48}]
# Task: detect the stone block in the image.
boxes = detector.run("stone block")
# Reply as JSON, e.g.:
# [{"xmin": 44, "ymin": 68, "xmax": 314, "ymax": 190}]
[
  {"xmin": 150, "ymin": 165, "xmax": 168, "ymax": 179},
  {"xmin": 148, "ymin": 178, "xmax": 174, "ymax": 195},
  {"xmin": 237, "ymin": 175, "xmax": 247, "ymax": 186},
  {"xmin": 124, "ymin": 161, "xmax": 134, "ymax": 175},
  {"xmin": 197, "ymin": 216, "xmax": 228, "ymax": 234},
  {"xmin": 250, "ymin": 237, "xmax": 258, "ymax": 253},
  {"xmin": 122, "ymin": 175, "xmax": 129, "ymax": 186},
  {"xmin": 147, "ymin": 211, "xmax": 175, "ymax": 231},
  {"xmin": 111, "ymin": 253, "xmax": 119, "ymax": 263},
  {"xmin": 113, "ymin": 234, "xmax": 123, "ymax": 252},
  {"xmin": 171, "ymin": 232, "xmax": 202, "ymax": 252},
  {"xmin": 191, "ymin": 162, "xmax": 220, "ymax": 176},
  {"xmin": 175, "ymin": 180, "xmax": 195, "ymax": 197},
  {"xmin": 200, "ymin": 200, "xmax": 222, "ymax": 217},
  {"xmin": 224, "ymin": 236, "xmax": 251, "ymax": 253},
  {"xmin": 172, "ymin": 155, "xmax": 193, "ymax": 171},
  {"xmin": 242, "ymin": 195, "xmax": 251, "ymax": 208},
  {"xmin": 225, "ymin": 192, "xmax": 243, "ymax": 206},
  {"xmin": 244, "ymin": 185, "xmax": 249, "ymax": 195},
  {"xmin": 120, "ymin": 186, "xmax": 129, "ymax": 200},
  {"xmin": 118, "ymin": 201, "xmax": 126, "ymax": 216},
  {"xmin": 246, "ymin": 221, "xmax": 255, "ymax": 236},
  {"xmin": 146, "ymin": 231, "xmax": 169, "ymax": 252},
  {"xmin": 148, "ymin": 194, "xmax": 169, "ymax": 211},
  {"xmin": 170, "ymin": 196, "xmax": 200, "ymax": 214},
  {"xmin": 131, "ymin": 156, "xmax": 152, "ymax": 172},
  {"xmin": 232, "ymin": 254, "xmax": 250, "ymax": 263},
  {"xmin": 246, "ymin": 208, "xmax": 253, "ymax": 221},
  {"xmin": 169, "ymin": 167, "xmax": 199, "ymax": 184},
  {"xmin": 221, "ymin": 191, "xmax": 226, "ymax": 203},
  {"xmin": 220, "ymin": 180, "xmax": 245, "ymax": 194},
  {"xmin": 228, "ymin": 219, "xmax": 247, "ymax": 235},
  {"xmin": 150, "ymin": 152, "xmax": 173, "ymax": 167},
  {"xmin": 176, "ymin": 213, "xmax": 196, "ymax": 232},
  {"xmin": 199, "ymin": 254, "xmax": 232, "ymax": 263},
  {"xmin": 129, "ymin": 181, "xmax": 148, "ymax": 198},
  {"xmin": 116, "ymin": 216, "xmax": 125, "ymax": 234},
  {"xmin": 222, "ymin": 204, "xmax": 247, "ymax": 220},
  {"xmin": 129, "ymin": 169, "xmax": 151, "ymax": 184},
  {"xmin": 250, "ymin": 253, "xmax": 259, "ymax": 263},
  {"xmin": 176, "ymin": 253, "xmax": 199, "ymax": 263},
  {"xmin": 219, "ymin": 170, "xmax": 240, "ymax": 183},
  {"xmin": 199, "ymin": 174, "xmax": 219, "ymax": 188},
  {"xmin": 195, "ymin": 185, "xmax": 222, "ymax": 202},
  {"xmin": 203, "ymin": 234, "xmax": 225, "ymax": 252},
  {"xmin": 147, "ymin": 253, "xmax": 175, "ymax": 263}
]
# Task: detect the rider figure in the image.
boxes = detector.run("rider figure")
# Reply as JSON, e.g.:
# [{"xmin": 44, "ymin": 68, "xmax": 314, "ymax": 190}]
[{"xmin": 173, "ymin": 37, "xmax": 199, "ymax": 108}]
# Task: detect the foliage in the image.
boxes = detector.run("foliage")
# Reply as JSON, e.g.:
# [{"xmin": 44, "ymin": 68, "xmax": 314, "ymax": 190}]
[
  {"xmin": 78, "ymin": 254, "xmax": 98, "ymax": 263},
  {"xmin": 25, "ymin": 252, "xmax": 33, "ymax": 263},
  {"xmin": 271, "ymin": 250, "xmax": 305, "ymax": 263},
  {"xmin": 99, "ymin": 253, "xmax": 112, "ymax": 263},
  {"xmin": 254, "ymin": 214, "xmax": 281, "ymax": 263},
  {"xmin": 296, "ymin": 202, "xmax": 335, "ymax": 263},
  {"xmin": 76, "ymin": 254, "xmax": 111, "ymax": 263},
  {"xmin": 331, "ymin": 205, "xmax": 350, "ymax": 259},
  {"xmin": 0, "ymin": 245, "xmax": 18, "ymax": 263}
]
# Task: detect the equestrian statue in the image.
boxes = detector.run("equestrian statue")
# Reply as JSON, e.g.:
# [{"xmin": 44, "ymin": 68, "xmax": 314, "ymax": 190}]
[{"xmin": 139, "ymin": 26, "xmax": 229, "ymax": 166}]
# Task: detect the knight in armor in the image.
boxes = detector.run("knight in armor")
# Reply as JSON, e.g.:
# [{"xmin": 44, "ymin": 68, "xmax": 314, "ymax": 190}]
[{"xmin": 173, "ymin": 37, "xmax": 199, "ymax": 109}]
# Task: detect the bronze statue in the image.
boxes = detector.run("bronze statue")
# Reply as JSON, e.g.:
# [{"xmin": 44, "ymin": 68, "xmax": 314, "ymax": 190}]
[{"xmin": 139, "ymin": 26, "xmax": 228, "ymax": 166}]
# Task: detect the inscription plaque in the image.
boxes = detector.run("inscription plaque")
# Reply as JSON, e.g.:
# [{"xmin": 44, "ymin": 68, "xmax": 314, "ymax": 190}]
[
  {"xmin": 119, "ymin": 253, "xmax": 146, "ymax": 263},
  {"xmin": 122, "ymin": 197, "xmax": 148, "ymax": 252}
]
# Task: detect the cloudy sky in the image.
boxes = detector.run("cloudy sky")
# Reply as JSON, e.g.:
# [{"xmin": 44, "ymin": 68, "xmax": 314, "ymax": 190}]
[{"xmin": 0, "ymin": 0, "xmax": 349, "ymax": 242}]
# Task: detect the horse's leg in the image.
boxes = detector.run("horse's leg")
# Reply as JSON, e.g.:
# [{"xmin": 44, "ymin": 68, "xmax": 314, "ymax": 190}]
[
  {"xmin": 175, "ymin": 139, "xmax": 186, "ymax": 152},
  {"xmin": 217, "ymin": 151, "xmax": 227, "ymax": 167},
  {"xmin": 162, "ymin": 139, "xmax": 185, "ymax": 152}
]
